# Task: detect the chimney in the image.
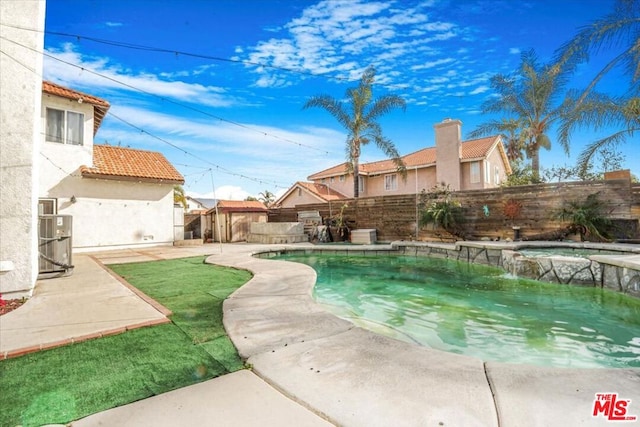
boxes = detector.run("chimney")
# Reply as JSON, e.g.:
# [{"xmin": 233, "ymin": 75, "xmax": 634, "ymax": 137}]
[{"xmin": 434, "ymin": 118, "xmax": 462, "ymax": 191}]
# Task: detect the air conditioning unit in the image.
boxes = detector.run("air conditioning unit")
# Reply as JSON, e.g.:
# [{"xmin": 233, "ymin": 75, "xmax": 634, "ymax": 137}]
[{"xmin": 38, "ymin": 215, "xmax": 73, "ymax": 279}]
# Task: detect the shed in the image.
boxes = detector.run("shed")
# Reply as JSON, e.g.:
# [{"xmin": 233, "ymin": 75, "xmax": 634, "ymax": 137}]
[{"xmin": 208, "ymin": 200, "xmax": 268, "ymax": 242}]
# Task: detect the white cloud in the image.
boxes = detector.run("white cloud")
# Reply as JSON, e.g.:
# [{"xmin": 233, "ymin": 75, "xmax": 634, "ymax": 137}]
[
  {"xmin": 188, "ymin": 186, "xmax": 251, "ymax": 201},
  {"xmin": 509, "ymin": 47, "xmax": 521, "ymax": 54},
  {"xmin": 94, "ymin": 103, "xmax": 347, "ymax": 196},
  {"xmin": 105, "ymin": 22, "xmax": 123, "ymax": 27},
  {"xmin": 469, "ymin": 85, "xmax": 489, "ymax": 95},
  {"xmin": 43, "ymin": 44, "xmax": 238, "ymax": 107},
  {"xmin": 242, "ymin": 0, "xmax": 459, "ymax": 87},
  {"xmin": 410, "ymin": 58, "xmax": 455, "ymax": 71}
]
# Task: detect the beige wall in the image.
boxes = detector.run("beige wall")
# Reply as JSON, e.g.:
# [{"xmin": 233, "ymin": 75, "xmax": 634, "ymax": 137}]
[
  {"xmin": 279, "ymin": 188, "xmax": 323, "ymax": 208},
  {"xmin": 486, "ymin": 144, "xmax": 508, "ymax": 186},
  {"xmin": 460, "ymin": 145, "xmax": 508, "ymax": 190},
  {"xmin": 0, "ymin": 0, "xmax": 46, "ymax": 297},
  {"xmin": 358, "ymin": 167, "xmax": 438, "ymax": 197},
  {"xmin": 435, "ymin": 119, "xmax": 462, "ymax": 191},
  {"xmin": 317, "ymin": 177, "xmax": 352, "ymax": 198}
]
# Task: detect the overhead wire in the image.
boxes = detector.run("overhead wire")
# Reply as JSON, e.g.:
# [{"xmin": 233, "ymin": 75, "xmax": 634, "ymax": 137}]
[
  {"xmin": 0, "ymin": 32, "xmax": 333, "ymax": 155},
  {"xmin": 0, "ymin": 22, "xmax": 353, "ymax": 82},
  {"xmin": 0, "ymin": 37, "xmax": 314, "ymax": 191}
]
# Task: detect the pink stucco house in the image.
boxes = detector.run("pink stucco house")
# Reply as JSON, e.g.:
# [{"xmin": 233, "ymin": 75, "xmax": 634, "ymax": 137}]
[{"xmin": 276, "ymin": 118, "xmax": 511, "ymax": 208}]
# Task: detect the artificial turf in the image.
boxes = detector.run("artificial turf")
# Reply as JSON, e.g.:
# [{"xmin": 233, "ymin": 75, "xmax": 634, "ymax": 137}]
[{"xmin": 0, "ymin": 256, "xmax": 252, "ymax": 426}]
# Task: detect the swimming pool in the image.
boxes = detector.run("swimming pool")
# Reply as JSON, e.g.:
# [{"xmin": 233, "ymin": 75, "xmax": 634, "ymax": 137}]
[
  {"xmin": 517, "ymin": 248, "xmax": 623, "ymax": 258},
  {"xmin": 277, "ymin": 253, "xmax": 640, "ymax": 369}
]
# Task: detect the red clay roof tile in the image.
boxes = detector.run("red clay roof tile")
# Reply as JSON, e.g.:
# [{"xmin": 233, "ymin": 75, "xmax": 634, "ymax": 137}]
[
  {"xmin": 217, "ymin": 200, "xmax": 267, "ymax": 210},
  {"xmin": 42, "ymin": 81, "xmax": 110, "ymax": 135},
  {"xmin": 80, "ymin": 145, "xmax": 184, "ymax": 184},
  {"xmin": 308, "ymin": 136, "xmax": 502, "ymax": 179},
  {"xmin": 297, "ymin": 181, "xmax": 349, "ymax": 201}
]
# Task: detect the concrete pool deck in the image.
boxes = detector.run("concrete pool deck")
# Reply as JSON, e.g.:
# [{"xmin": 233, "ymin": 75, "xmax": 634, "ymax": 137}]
[
  {"xmin": 2, "ymin": 242, "xmax": 639, "ymax": 426},
  {"xmin": 214, "ymin": 243, "xmax": 640, "ymax": 427}
]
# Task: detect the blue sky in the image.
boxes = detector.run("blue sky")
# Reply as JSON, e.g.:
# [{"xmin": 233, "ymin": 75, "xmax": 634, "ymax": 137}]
[{"xmin": 41, "ymin": 0, "xmax": 636, "ymax": 199}]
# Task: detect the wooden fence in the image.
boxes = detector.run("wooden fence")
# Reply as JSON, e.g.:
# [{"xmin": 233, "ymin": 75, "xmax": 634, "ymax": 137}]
[{"xmin": 269, "ymin": 180, "xmax": 640, "ymax": 242}]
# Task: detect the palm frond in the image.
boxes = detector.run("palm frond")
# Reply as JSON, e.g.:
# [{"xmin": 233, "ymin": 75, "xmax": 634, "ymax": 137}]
[
  {"xmin": 303, "ymin": 95, "xmax": 352, "ymax": 130},
  {"xmin": 577, "ymin": 128, "xmax": 638, "ymax": 169}
]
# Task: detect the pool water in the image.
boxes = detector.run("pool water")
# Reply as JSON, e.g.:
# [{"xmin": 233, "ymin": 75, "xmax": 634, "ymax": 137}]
[{"xmin": 277, "ymin": 254, "xmax": 640, "ymax": 369}]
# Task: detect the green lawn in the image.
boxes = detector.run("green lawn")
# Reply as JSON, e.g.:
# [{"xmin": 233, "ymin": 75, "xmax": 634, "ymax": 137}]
[{"xmin": 0, "ymin": 256, "xmax": 252, "ymax": 427}]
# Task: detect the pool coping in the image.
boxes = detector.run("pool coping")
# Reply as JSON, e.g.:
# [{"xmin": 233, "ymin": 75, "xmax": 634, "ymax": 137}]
[{"xmin": 210, "ymin": 242, "xmax": 640, "ymax": 427}]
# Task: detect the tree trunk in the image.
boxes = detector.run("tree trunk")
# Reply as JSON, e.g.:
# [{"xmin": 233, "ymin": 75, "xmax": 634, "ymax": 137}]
[
  {"xmin": 531, "ymin": 148, "xmax": 540, "ymax": 181},
  {"xmin": 353, "ymin": 159, "xmax": 360, "ymax": 198}
]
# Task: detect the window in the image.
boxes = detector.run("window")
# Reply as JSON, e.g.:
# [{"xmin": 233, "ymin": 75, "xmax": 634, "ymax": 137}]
[
  {"xmin": 330, "ymin": 177, "xmax": 335, "ymax": 183},
  {"xmin": 470, "ymin": 162, "xmax": 480, "ymax": 183},
  {"xmin": 38, "ymin": 198, "xmax": 57, "ymax": 215},
  {"xmin": 384, "ymin": 174, "xmax": 398, "ymax": 191},
  {"xmin": 46, "ymin": 108, "xmax": 84, "ymax": 145},
  {"xmin": 321, "ymin": 178, "xmax": 326, "ymax": 184},
  {"xmin": 297, "ymin": 188, "xmax": 302, "ymax": 197},
  {"xmin": 339, "ymin": 175, "xmax": 345, "ymax": 182},
  {"xmin": 495, "ymin": 166, "xmax": 500, "ymax": 185},
  {"xmin": 358, "ymin": 176, "xmax": 365, "ymax": 194},
  {"xmin": 485, "ymin": 160, "xmax": 491, "ymax": 184}
]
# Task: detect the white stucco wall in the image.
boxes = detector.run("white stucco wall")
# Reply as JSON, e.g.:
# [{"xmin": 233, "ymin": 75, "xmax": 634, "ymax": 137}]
[
  {"xmin": 51, "ymin": 177, "xmax": 176, "ymax": 251},
  {"xmin": 0, "ymin": 0, "xmax": 46, "ymax": 297},
  {"xmin": 39, "ymin": 94, "xmax": 95, "ymax": 194}
]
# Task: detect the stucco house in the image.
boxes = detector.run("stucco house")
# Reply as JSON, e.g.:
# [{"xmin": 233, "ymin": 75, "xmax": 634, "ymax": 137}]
[
  {"xmin": 279, "ymin": 119, "xmax": 512, "ymax": 207},
  {"xmin": 185, "ymin": 196, "xmax": 216, "ymax": 214},
  {"xmin": 275, "ymin": 181, "xmax": 349, "ymax": 208},
  {"xmin": 39, "ymin": 81, "xmax": 185, "ymax": 251}
]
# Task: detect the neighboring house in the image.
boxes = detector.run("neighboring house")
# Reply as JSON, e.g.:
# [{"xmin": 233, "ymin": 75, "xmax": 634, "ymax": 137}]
[
  {"xmin": 185, "ymin": 196, "xmax": 216, "ymax": 214},
  {"xmin": 302, "ymin": 119, "xmax": 511, "ymax": 200},
  {"xmin": 275, "ymin": 181, "xmax": 349, "ymax": 208},
  {"xmin": 208, "ymin": 200, "xmax": 267, "ymax": 243},
  {"xmin": 39, "ymin": 81, "xmax": 184, "ymax": 251}
]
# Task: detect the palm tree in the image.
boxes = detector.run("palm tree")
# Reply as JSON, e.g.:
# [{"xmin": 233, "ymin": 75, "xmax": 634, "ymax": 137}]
[
  {"xmin": 174, "ymin": 185, "xmax": 187, "ymax": 209},
  {"xmin": 303, "ymin": 66, "xmax": 406, "ymax": 198},
  {"xmin": 468, "ymin": 117, "xmax": 525, "ymax": 163},
  {"xmin": 558, "ymin": 92, "xmax": 639, "ymax": 172},
  {"xmin": 555, "ymin": 0, "xmax": 639, "ymax": 168},
  {"xmin": 258, "ymin": 190, "xmax": 275, "ymax": 207},
  {"xmin": 472, "ymin": 50, "xmax": 570, "ymax": 180}
]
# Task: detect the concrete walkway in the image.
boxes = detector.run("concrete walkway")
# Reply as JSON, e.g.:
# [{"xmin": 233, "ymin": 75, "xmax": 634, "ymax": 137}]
[
  {"xmin": 1, "ymin": 243, "xmax": 332, "ymax": 426},
  {"xmin": 0, "ymin": 255, "xmax": 169, "ymax": 358},
  {"xmin": 1, "ymin": 243, "xmax": 639, "ymax": 426}
]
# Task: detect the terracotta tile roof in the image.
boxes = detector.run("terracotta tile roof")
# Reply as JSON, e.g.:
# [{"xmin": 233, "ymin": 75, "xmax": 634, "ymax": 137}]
[
  {"xmin": 308, "ymin": 136, "xmax": 503, "ymax": 178},
  {"xmin": 42, "ymin": 81, "xmax": 110, "ymax": 135},
  {"xmin": 308, "ymin": 163, "xmax": 351, "ymax": 180},
  {"xmin": 213, "ymin": 200, "xmax": 268, "ymax": 213},
  {"xmin": 274, "ymin": 181, "xmax": 349, "ymax": 206},
  {"xmin": 461, "ymin": 136, "xmax": 499, "ymax": 160},
  {"xmin": 80, "ymin": 145, "xmax": 184, "ymax": 184},
  {"xmin": 298, "ymin": 181, "xmax": 349, "ymax": 201}
]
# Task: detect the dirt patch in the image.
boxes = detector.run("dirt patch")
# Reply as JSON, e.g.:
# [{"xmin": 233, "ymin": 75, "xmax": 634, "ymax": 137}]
[{"xmin": 0, "ymin": 298, "xmax": 27, "ymax": 316}]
